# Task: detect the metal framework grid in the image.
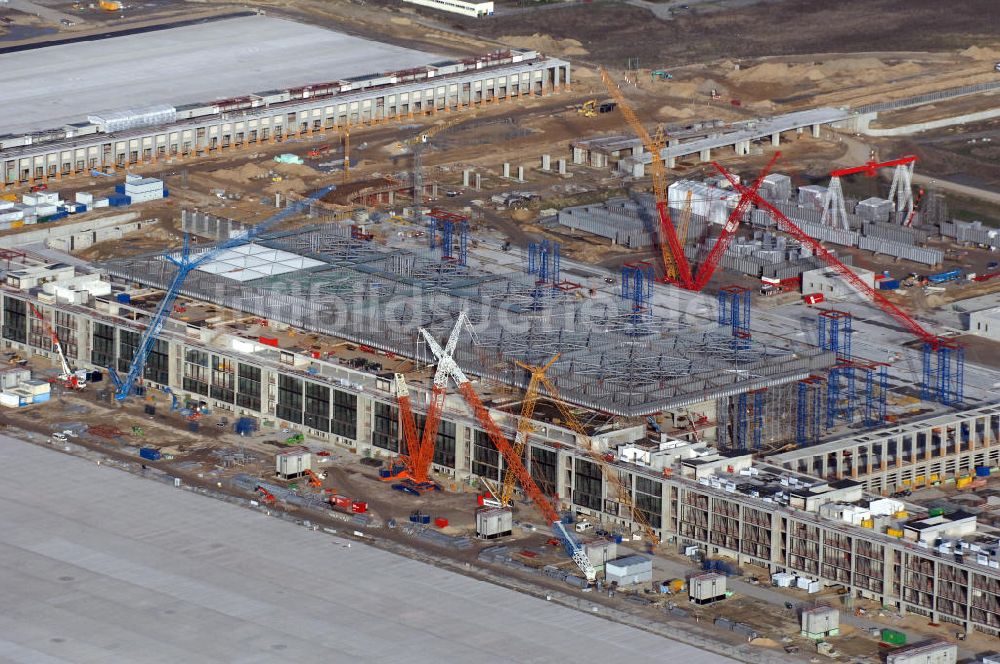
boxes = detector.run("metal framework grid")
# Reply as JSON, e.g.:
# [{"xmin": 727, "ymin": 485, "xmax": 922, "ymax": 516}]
[{"xmin": 101, "ymin": 224, "xmax": 835, "ymax": 417}]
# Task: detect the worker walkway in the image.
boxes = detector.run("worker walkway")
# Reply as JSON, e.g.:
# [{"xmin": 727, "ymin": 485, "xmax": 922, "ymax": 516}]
[{"xmin": 0, "ymin": 435, "xmax": 739, "ymax": 664}]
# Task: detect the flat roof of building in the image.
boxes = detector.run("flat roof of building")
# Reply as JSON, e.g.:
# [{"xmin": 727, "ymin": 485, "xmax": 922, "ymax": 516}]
[
  {"xmin": 0, "ymin": 435, "xmax": 737, "ymax": 663},
  {"xmin": 0, "ymin": 15, "xmax": 439, "ymax": 135}
]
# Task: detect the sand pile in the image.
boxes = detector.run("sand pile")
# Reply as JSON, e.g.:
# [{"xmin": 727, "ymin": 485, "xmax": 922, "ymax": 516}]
[
  {"xmin": 961, "ymin": 45, "xmax": 995, "ymax": 60},
  {"xmin": 501, "ymin": 34, "xmax": 588, "ymax": 57},
  {"xmin": 273, "ymin": 162, "xmax": 316, "ymax": 177},
  {"xmin": 658, "ymin": 105, "xmax": 695, "ymax": 120}
]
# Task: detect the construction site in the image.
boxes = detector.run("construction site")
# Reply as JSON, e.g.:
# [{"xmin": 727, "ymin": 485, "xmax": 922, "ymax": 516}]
[{"xmin": 3, "ymin": 1, "xmax": 1000, "ymax": 662}]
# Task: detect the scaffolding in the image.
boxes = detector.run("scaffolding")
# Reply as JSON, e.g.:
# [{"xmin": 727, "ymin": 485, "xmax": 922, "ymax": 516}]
[
  {"xmin": 796, "ymin": 376, "xmax": 826, "ymax": 447},
  {"xmin": 621, "ymin": 261, "xmax": 654, "ymax": 314},
  {"xmin": 428, "ymin": 209, "xmax": 470, "ymax": 266},
  {"xmin": 717, "ymin": 285, "xmax": 751, "ymax": 340},
  {"xmin": 100, "ymin": 223, "xmax": 834, "ymax": 419},
  {"xmin": 817, "ymin": 309, "xmax": 858, "ymax": 426},
  {"xmin": 922, "ymin": 338, "xmax": 964, "ymax": 406}
]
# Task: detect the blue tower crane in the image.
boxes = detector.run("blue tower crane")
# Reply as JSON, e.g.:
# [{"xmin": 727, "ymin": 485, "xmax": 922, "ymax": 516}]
[{"xmin": 108, "ymin": 186, "xmax": 334, "ymax": 401}]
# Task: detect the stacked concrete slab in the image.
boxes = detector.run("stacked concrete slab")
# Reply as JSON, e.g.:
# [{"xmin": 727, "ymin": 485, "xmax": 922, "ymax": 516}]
[{"xmin": 558, "ymin": 197, "xmax": 657, "ymax": 248}]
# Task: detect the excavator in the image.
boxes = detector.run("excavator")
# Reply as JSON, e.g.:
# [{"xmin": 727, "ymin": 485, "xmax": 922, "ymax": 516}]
[
  {"xmin": 304, "ymin": 468, "xmax": 324, "ymax": 488},
  {"xmin": 577, "ymin": 100, "xmax": 598, "ymax": 118}
]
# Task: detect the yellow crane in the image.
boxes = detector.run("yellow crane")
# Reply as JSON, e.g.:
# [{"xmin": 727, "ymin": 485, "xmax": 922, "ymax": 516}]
[
  {"xmin": 494, "ymin": 355, "xmax": 660, "ymax": 546},
  {"xmin": 599, "ymin": 67, "xmax": 693, "ymax": 288},
  {"xmin": 495, "ymin": 354, "xmax": 560, "ymax": 507},
  {"xmin": 529, "ymin": 369, "xmax": 661, "ymax": 546}
]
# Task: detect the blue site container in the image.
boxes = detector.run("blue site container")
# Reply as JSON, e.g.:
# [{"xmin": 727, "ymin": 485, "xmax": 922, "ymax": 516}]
[
  {"xmin": 234, "ymin": 417, "xmax": 256, "ymax": 436},
  {"xmin": 116, "ymin": 293, "xmax": 131, "ymax": 304},
  {"xmin": 163, "ymin": 188, "xmax": 169, "ymax": 198},
  {"xmin": 927, "ymin": 269, "xmax": 962, "ymax": 284},
  {"xmin": 879, "ymin": 279, "xmax": 900, "ymax": 290},
  {"xmin": 976, "ymin": 466, "xmax": 991, "ymax": 477},
  {"xmin": 114, "ymin": 184, "xmax": 126, "ymax": 194},
  {"xmin": 139, "ymin": 447, "xmax": 162, "ymax": 461},
  {"xmin": 108, "ymin": 194, "xmax": 131, "ymax": 207}
]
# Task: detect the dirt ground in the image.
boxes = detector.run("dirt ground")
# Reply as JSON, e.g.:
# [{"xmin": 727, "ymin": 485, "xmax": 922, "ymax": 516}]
[{"xmin": 444, "ymin": 0, "xmax": 1000, "ymax": 66}]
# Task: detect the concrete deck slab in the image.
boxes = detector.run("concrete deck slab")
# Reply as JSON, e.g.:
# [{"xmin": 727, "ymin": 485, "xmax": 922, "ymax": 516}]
[
  {"xmin": 0, "ymin": 435, "xmax": 735, "ymax": 663},
  {"xmin": 0, "ymin": 15, "xmax": 439, "ymax": 135}
]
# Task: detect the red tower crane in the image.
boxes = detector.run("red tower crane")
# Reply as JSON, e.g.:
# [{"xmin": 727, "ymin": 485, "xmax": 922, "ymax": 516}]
[
  {"xmin": 829, "ymin": 155, "xmax": 917, "ymax": 178},
  {"xmin": 713, "ymin": 162, "xmax": 942, "ymax": 348},
  {"xmin": 830, "ymin": 155, "xmax": 919, "ymax": 227}
]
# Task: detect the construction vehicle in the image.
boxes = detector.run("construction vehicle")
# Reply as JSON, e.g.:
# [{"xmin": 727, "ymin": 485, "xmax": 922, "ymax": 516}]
[
  {"xmin": 577, "ymin": 100, "xmax": 597, "ymax": 117},
  {"xmin": 27, "ymin": 302, "xmax": 86, "ymax": 389},
  {"xmin": 307, "ymin": 144, "xmax": 333, "ymax": 159},
  {"xmin": 107, "ymin": 185, "xmax": 334, "ymax": 401},
  {"xmin": 285, "ymin": 433, "xmax": 305, "ymax": 446},
  {"xmin": 421, "ymin": 313, "xmax": 596, "ymax": 583},
  {"xmin": 255, "ymin": 486, "xmax": 276, "ymax": 505},
  {"xmin": 304, "ymin": 468, "xmax": 324, "ymax": 488},
  {"xmin": 99, "ymin": 0, "xmax": 122, "ymax": 10},
  {"xmin": 650, "ymin": 70, "xmax": 673, "ymax": 81},
  {"xmin": 383, "ymin": 316, "xmax": 469, "ymax": 491}
]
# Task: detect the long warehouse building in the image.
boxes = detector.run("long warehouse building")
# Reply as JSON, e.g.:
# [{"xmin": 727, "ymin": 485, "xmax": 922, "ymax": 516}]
[{"xmin": 0, "ymin": 18, "xmax": 569, "ymax": 186}]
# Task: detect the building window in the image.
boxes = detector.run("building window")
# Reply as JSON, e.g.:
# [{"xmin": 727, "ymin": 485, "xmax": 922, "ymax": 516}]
[
  {"xmin": 331, "ymin": 389, "xmax": 358, "ymax": 441},
  {"xmin": 429, "ymin": 419, "xmax": 456, "ymax": 470},
  {"xmin": 573, "ymin": 457, "xmax": 603, "ymax": 511},
  {"xmin": 635, "ymin": 475, "xmax": 663, "ymax": 529},
  {"xmin": 211, "ymin": 354, "xmax": 235, "ymax": 403},
  {"xmin": 276, "ymin": 374, "xmax": 303, "ymax": 424},
  {"xmin": 304, "ymin": 381, "xmax": 330, "ymax": 432},
  {"xmin": 2, "ymin": 296, "xmax": 27, "ymax": 344},
  {"xmin": 182, "ymin": 348, "xmax": 209, "ymax": 396},
  {"xmin": 55, "ymin": 311, "xmax": 77, "ymax": 359},
  {"xmin": 92, "ymin": 322, "xmax": 115, "ymax": 367},
  {"xmin": 530, "ymin": 446, "xmax": 558, "ymax": 499},
  {"xmin": 373, "ymin": 401, "xmax": 400, "ymax": 453},
  {"xmin": 236, "ymin": 363, "xmax": 262, "ymax": 412},
  {"xmin": 472, "ymin": 429, "xmax": 500, "ymax": 481}
]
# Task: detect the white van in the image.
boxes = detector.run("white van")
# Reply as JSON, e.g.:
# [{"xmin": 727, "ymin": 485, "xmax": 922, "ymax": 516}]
[{"xmin": 575, "ymin": 521, "xmax": 594, "ymax": 533}]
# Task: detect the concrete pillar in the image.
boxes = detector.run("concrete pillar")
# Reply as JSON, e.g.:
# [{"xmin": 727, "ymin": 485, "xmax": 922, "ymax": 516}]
[
  {"xmin": 771, "ymin": 132, "xmax": 780, "ymax": 147},
  {"xmin": 502, "ymin": 163, "xmax": 511, "ymax": 178},
  {"xmin": 699, "ymin": 148, "xmax": 711, "ymax": 163},
  {"xmin": 430, "ymin": 184, "xmax": 438, "ymax": 198},
  {"xmin": 572, "ymin": 147, "xmax": 586, "ymax": 165},
  {"xmin": 557, "ymin": 159, "xmax": 566, "ymax": 175},
  {"xmin": 474, "ymin": 173, "xmax": 482, "ymax": 190},
  {"xmin": 541, "ymin": 154, "xmax": 551, "ymax": 171},
  {"xmin": 462, "ymin": 169, "xmax": 471, "ymax": 187},
  {"xmin": 811, "ymin": 124, "xmax": 821, "ymax": 138},
  {"xmin": 666, "ymin": 156, "xmax": 676, "ymax": 169},
  {"xmin": 516, "ymin": 166, "xmax": 525, "ymax": 181}
]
